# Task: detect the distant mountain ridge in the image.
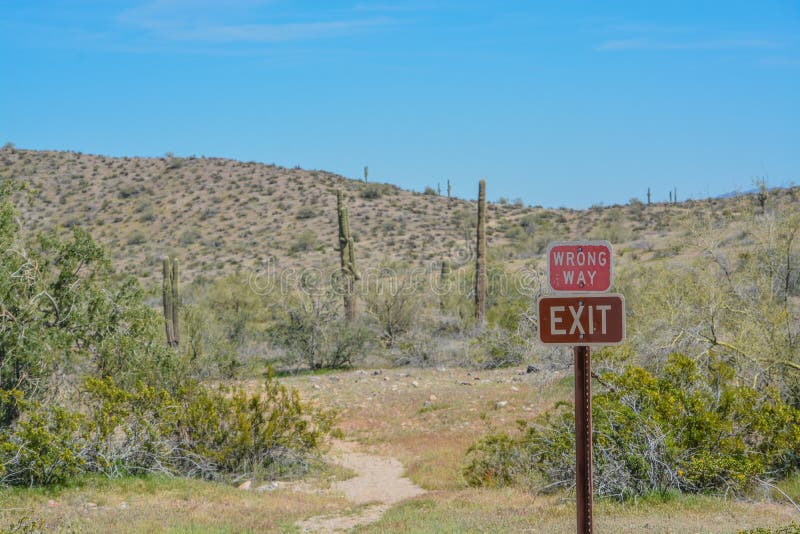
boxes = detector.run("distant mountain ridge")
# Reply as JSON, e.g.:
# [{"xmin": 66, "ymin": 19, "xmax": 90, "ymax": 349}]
[{"xmin": 716, "ymin": 185, "xmax": 790, "ymax": 199}]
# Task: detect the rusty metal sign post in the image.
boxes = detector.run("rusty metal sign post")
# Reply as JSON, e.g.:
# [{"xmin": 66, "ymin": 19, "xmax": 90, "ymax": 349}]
[
  {"xmin": 538, "ymin": 241, "xmax": 625, "ymax": 534},
  {"xmin": 574, "ymin": 344, "xmax": 593, "ymax": 533}
]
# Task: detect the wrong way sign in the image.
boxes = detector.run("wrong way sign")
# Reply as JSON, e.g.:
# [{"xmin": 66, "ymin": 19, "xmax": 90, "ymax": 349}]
[
  {"xmin": 538, "ymin": 294, "xmax": 625, "ymax": 346},
  {"xmin": 547, "ymin": 241, "xmax": 612, "ymax": 292}
]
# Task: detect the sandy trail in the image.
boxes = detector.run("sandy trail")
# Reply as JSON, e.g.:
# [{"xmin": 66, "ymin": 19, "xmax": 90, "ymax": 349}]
[{"xmin": 296, "ymin": 440, "xmax": 426, "ymax": 532}]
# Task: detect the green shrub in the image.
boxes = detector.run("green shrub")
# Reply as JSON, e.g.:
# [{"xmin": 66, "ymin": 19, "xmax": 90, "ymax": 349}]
[
  {"xmin": 2, "ymin": 515, "xmax": 43, "ymax": 533},
  {"xmin": 181, "ymin": 303, "xmax": 239, "ymax": 378},
  {"xmin": 739, "ymin": 525, "xmax": 800, "ymax": 534},
  {"xmin": 359, "ymin": 183, "xmax": 393, "ymax": 199},
  {"xmin": 395, "ymin": 331, "xmax": 437, "ymax": 367},
  {"xmin": 0, "ymin": 373, "xmax": 335, "ymax": 486},
  {"xmin": 117, "ymin": 184, "xmax": 140, "ymax": 199},
  {"xmin": 463, "ymin": 433, "xmax": 530, "ymax": 488},
  {"xmin": 0, "ymin": 390, "xmax": 85, "ymax": 486},
  {"xmin": 179, "ymin": 229, "xmax": 202, "ymax": 246},
  {"xmin": 204, "ymin": 274, "xmax": 269, "ymax": 346},
  {"xmin": 84, "ymin": 374, "xmax": 334, "ymax": 480},
  {"xmin": 164, "ymin": 153, "xmax": 183, "ymax": 170},
  {"xmin": 271, "ymin": 301, "xmax": 373, "ymax": 370},
  {"xmin": 288, "ymin": 230, "xmax": 317, "ymax": 255},
  {"xmin": 464, "ymin": 354, "xmax": 800, "ymax": 498},
  {"xmin": 325, "ymin": 321, "xmax": 374, "ymax": 369},
  {"xmin": 296, "ymin": 207, "xmax": 317, "ymax": 220},
  {"xmin": 469, "ymin": 327, "xmax": 528, "ymax": 369},
  {"xmin": 126, "ymin": 230, "xmax": 146, "ymax": 245},
  {"xmin": 360, "ymin": 184, "xmax": 380, "ymax": 199},
  {"xmin": 363, "ymin": 277, "xmax": 422, "ymax": 347}
]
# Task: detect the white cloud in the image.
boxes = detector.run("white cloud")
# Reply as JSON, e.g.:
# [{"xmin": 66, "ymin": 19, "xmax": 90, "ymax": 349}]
[
  {"xmin": 166, "ymin": 19, "xmax": 388, "ymax": 42},
  {"xmin": 119, "ymin": 0, "xmax": 390, "ymax": 43},
  {"xmin": 351, "ymin": 1, "xmax": 443, "ymax": 12},
  {"xmin": 759, "ymin": 56, "xmax": 800, "ymax": 67},
  {"xmin": 597, "ymin": 37, "xmax": 779, "ymax": 52}
]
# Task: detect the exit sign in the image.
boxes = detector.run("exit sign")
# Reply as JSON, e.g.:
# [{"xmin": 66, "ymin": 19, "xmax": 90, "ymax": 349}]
[
  {"xmin": 538, "ymin": 294, "xmax": 626, "ymax": 346},
  {"xmin": 547, "ymin": 241, "xmax": 613, "ymax": 293}
]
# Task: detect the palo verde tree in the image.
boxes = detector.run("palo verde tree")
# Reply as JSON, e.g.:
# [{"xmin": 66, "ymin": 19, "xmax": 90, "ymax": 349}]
[
  {"xmin": 0, "ymin": 180, "xmax": 183, "ymax": 424},
  {"xmin": 619, "ymin": 203, "xmax": 800, "ymax": 402}
]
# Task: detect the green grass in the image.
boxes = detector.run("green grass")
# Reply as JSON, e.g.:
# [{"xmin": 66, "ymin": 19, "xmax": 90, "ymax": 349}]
[
  {"xmin": 272, "ymin": 366, "xmax": 340, "ymax": 378},
  {"xmin": 777, "ymin": 473, "xmax": 800, "ymax": 504},
  {"xmin": 417, "ymin": 402, "xmax": 451, "ymax": 414},
  {"xmin": 354, "ymin": 489, "xmax": 799, "ymax": 533}
]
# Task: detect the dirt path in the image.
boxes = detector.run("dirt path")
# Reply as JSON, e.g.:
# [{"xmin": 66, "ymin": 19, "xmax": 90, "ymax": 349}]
[{"xmin": 296, "ymin": 440, "xmax": 426, "ymax": 532}]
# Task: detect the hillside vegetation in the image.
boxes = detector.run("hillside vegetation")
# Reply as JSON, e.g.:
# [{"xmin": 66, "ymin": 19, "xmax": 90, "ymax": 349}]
[{"xmin": 3, "ymin": 146, "xmax": 794, "ymax": 283}]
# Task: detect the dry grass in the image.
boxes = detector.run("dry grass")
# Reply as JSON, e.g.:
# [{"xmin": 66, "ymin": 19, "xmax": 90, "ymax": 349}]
[
  {"xmin": 277, "ymin": 367, "xmax": 572, "ymax": 491},
  {"xmin": 0, "ymin": 474, "xmax": 349, "ymax": 532}
]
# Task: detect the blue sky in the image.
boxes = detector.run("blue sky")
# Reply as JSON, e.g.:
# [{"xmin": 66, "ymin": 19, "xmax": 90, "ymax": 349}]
[{"xmin": 1, "ymin": 1, "xmax": 798, "ymax": 207}]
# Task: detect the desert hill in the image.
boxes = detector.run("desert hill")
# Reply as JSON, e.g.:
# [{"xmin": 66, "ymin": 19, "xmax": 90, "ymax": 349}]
[{"xmin": 1, "ymin": 146, "xmax": 795, "ymax": 284}]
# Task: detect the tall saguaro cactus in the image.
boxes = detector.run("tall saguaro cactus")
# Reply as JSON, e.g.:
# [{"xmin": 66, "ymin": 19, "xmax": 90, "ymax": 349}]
[
  {"xmin": 337, "ymin": 190, "xmax": 359, "ymax": 321},
  {"xmin": 475, "ymin": 179, "xmax": 487, "ymax": 326},
  {"xmin": 440, "ymin": 258, "xmax": 451, "ymax": 311},
  {"xmin": 647, "ymin": 187, "xmax": 651, "ymax": 206},
  {"xmin": 441, "ymin": 258, "xmax": 451, "ymax": 279},
  {"xmin": 162, "ymin": 256, "xmax": 180, "ymax": 347}
]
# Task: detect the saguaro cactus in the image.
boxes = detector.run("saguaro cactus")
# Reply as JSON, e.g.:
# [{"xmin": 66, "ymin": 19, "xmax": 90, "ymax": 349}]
[
  {"xmin": 364, "ymin": 166, "xmax": 369, "ymax": 183},
  {"xmin": 440, "ymin": 258, "xmax": 451, "ymax": 311},
  {"xmin": 756, "ymin": 179, "xmax": 768, "ymax": 213},
  {"xmin": 647, "ymin": 187, "xmax": 651, "ymax": 206},
  {"xmin": 337, "ymin": 190, "xmax": 359, "ymax": 321},
  {"xmin": 447, "ymin": 179, "xmax": 452, "ymax": 205},
  {"xmin": 162, "ymin": 256, "xmax": 180, "ymax": 347},
  {"xmin": 475, "ymin": 179, "xmax": 487, "ymax": 325},
  {"xmin": 441, "ymin": 258, "xmax": 451, "ymax": 279}
]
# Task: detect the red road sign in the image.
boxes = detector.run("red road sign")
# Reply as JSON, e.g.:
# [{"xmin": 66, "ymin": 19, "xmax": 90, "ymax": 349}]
[
  {"xmin": 538, "ymin": 294, "xmax": 625, "ymax": 346},
  {"xmin": 547, "ymin": 241, "xmax": 613, "ymax": 292}
]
